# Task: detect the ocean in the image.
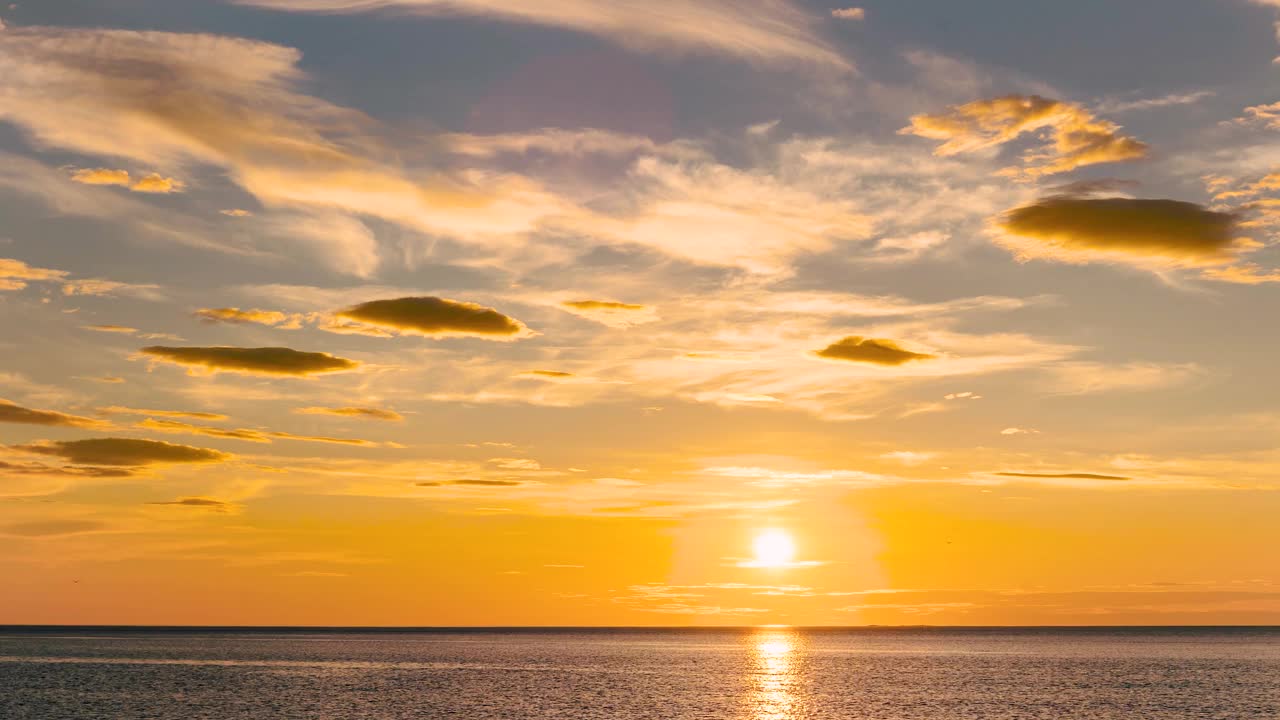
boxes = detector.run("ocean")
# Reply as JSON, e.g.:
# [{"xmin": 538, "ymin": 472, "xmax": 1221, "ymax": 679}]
[{"xmin": 1, "ymin": 627, "xmax": 1277, "ymax": 718}]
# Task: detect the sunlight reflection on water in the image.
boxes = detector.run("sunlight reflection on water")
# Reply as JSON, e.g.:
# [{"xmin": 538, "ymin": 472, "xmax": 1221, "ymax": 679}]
[{"xmin": 749, "ymin": 628, "xmax": 803, "ymax": 719}]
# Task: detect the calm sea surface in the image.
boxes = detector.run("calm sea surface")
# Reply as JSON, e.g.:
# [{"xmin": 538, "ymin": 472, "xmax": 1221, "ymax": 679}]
[{"xmin": 1, "ymin": 627, "xmax": 1278, "ymax": 719}]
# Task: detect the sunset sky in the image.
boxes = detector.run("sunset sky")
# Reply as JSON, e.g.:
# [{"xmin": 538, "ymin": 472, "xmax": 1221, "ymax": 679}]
[{"xmin": 3, "ymin": 0, "xmax": 1280, "ymax": 626}]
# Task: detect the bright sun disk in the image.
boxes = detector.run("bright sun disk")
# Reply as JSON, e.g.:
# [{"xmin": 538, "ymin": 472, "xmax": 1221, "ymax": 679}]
[{"xmin": 752, "ymin": 529, "xmax": 796, "ymax": 567}]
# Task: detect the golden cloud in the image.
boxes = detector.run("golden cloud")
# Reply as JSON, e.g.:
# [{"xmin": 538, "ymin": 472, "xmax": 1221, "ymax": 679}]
[
  {"xmin": 814, "ymin": 336, "xmax": 936, "ymax": 365},
  {"xmin": 83, "ymin": 324, "xmax": 138, "ymax": 334},
  {"xmin": 0, "ymin": 399, "xmax": 108, "ymax": 429},
  {"xmin": 562, "ymin": 300, "xmax": 646, "ymax": 312},
  {"xmin": 334, "ymin": 297, "xmax": 528, "ymax": 338},
  {"xmin": 520, "ymin": 370, "xmax": 575, "ymax": 379},
  {"xmin": 98, "ymin": 406, "xmax": 229, "ymax": 421},
  {"xmin": 70, "ymin": 168, "xmax": 183, "ymax": 193},
  {"xmin": 69, "ymin": 168, "xmax": 131, "ymax": 187},
  {"xmin": 902, "ymin": 95, "xmax": 1148, "ymax": 178},
  {"xmin": 294, "ymin": 406, "xmax": 404, "ymax": 422},
  {"xmin": 0, "ymin": 460, "xmax": 137, "ymax": 478},
  {"xmin": 994, "ymin": 196, "xmax": 1245, "ymax": 267},
  {"xmin": 0, "ymin": 257, "xmax": 68, "ymax": 291},
  {"xmin": 195, "ymin": 307, "xmax": 303, "ymax": 328},
  {"xmin": 137, "ymin": 418, "xmax": 273, "ymax": 443},
  {"xmin": 129, "ymin": 172, "xmax": 182, "ymax": 193},
  {"xmin": 559, "ymin": 298, "xmax": 658, "ymax": 327},
  {"xmin": 140, "ymin": 345, "xmax": 359, "ymax": 376},
  {"xmin": 139, "ymin": 417, "xmax": 385, "ymax": 447},
  {"xmin": 18, "ymin": 437, "xmax": 232, "ymax": 466}
]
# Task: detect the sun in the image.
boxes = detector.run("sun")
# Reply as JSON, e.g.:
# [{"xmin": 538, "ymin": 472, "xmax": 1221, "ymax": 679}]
[{"xmin": 752, "ymin": 529, "xmax": 796, "ymax": 568}]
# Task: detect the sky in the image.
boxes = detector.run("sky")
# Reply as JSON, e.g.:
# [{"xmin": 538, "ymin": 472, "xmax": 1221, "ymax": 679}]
[{"xmin": 3, "ymin": 0, "xmax": 1280, "ymax": 626}]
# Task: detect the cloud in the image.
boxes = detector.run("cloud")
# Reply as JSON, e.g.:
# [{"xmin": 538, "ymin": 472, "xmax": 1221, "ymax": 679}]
[
  {"xmin": 1001, "ymin": 427, "xmax": 1040, "ymax": 435},
  {"xmin": 519, "ymin": 370, "xmax": 575, "ymax": 380},
  {"xmin": 18, "ymin": 437, "xmax": 232, "ymax": 466},
  {"xmin": 417, "ymin": 479, "xmax": 524, "ymax": 487},
  {"xmin": 0, "ymin": 460, "xmax": 137, "ymax": 479},
  {"xmin": 83, "ymin": 324, "xmax": 138, "ymax": 334},
  {"xmin": 137, "ymin": 418, "xmax": 273, "ymax": 443},
  {"xmin": 0, "ymin": 398, "xmax": 107, "ymax": 428},
  {"xmin": 69, "ymin": 168, "xmax": 183, "ymax": 193},
  {"xmin": 0, "ymin": 28, "xmax": 576, "ymax": 273},
  {"xmin": 995, "ymin": 471, "xmax": 1130, "ymax": 481},
  {"xmin": 562, "ymin": 299, "xmax": 646, "ymax": 312},
  {"xmin": 140, "ymin": 346, "xmax": 359, "ymax": 376},
  {"xmin": 994, "ymin": 196, "xmax": 1252, "ymax": 274},
  {"xmin": 901, "ymin": 95, "xmax": 1148, "ymax": 179},
  {"xmin": 231, "ymin": 0, "xmax": 850, "ymax": 69},
  {"xmin": 334, "ymin": 296, "xmax": 529, "ymax": 339},
  {"xmin": 98, "ymin": 406, "xmax": 228, "ymax": 421},
  {"xmin": 69, "ymin": 168, "xmax": 130, "ymax": 187},
  {"xmin": 138, "ymin": 417, "xmax": 387, "ymax": 447},
  {"xmin": 221, "ymin": 208, "xmax": 253, "ymax": 217},
  {"xmin": 195, "ymin": 307, "xmax": 304, "ymax": 328},
  {"xmin": 128, "ymin": 172, "xmax": 182, "ymax": 194},
  {"xmin": 295, "ymin": 406, "xmax": 404, "ymax": 421},
  {"xmin": 0, "ymin": 257, "xmax": 68, "ymax": 291},
  {"xmin": 560, "ymin": 299, "xmax": 658, "ymax": 327},
  {"xmin": 146, "ymin": 496, "xmax": 234, "ymax": 511},
  {"xmin": 814, "ymin": 336, "xmax": 936, "ymax": 365},
  {"xmin": 831, "ymin": 7, "xmax": 865, "ymax": 20},
  {"xmin": 62, "ymin": 278, "xmax": 164, "ymax": 300}
]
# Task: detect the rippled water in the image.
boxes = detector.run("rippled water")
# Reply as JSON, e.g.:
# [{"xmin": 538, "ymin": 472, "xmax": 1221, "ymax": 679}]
[{"xmin": 2, "ymin": 627, "xmax": 1278, "ymax": 718}]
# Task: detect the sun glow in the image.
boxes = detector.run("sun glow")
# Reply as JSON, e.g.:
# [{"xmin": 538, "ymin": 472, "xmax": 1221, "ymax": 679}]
[{"xmin": 752, "ymin": 529, "xmax": 797, "ymax": 568}]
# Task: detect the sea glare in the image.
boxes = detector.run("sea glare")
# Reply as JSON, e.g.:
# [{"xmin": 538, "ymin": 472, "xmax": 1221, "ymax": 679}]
[{"xmin": 2, "ymin": 627, "xmax": 1278, "ymax": 718}]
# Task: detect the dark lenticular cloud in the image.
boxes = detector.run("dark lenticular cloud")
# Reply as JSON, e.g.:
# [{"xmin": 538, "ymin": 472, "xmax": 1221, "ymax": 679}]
[
  {"xmin": 141, "ymin": 346, "xmax": 359, "ymax": 376},
  {"xmin": 19, "ymin": 438, "xmax": 232, "ymax": 466},
  {"xmin": 995, "ymin": 197, "xmax": 1242, "ymax": 266},
  {"xmin": 815, "ymin": 336, "xmax": 935, "ymax": 365},
  {"xmin": 335, "ymin": 296, "xmax": 527, "ymax": 338}
]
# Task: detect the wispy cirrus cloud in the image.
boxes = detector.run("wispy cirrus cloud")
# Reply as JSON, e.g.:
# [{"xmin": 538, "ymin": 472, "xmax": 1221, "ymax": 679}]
[{"xmin": 230, "ymin": 0, "xmax": 851, "ymax": 69}]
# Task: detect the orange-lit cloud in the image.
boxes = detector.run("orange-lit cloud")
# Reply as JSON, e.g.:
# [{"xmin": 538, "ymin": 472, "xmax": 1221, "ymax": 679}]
[
  {"xmin": 70, "ymin": 168, "xmax": 183, "ymax": 193},
  {"xmin": 18, "ymin": 437, "xmax": 232, "ymax": 466},
  {"xmin": 814, "ymin": 336, "xmax": 936, "ymax": 365},
  {"xmin": 902, "ymin": 95, "xmax": 1148, "ymax": 178},
  {"xmin": 140, "ymin": 346, "xmax": 360, "ymax": 376},
  {"xmin": 195, "ymin": 307, "xmax": 304, "ymax": 328},
  {"xmin": 334, "ymin": 296, "xmax": 529, "ymax": 338},
  {"xmin": 0, "ymin": 257, "xmax": 68, "ymax": 291},
  {"xmin": 83, "ymin": 324, "xmax": 138, "ymax": 334},
  {"xmin": 98, "ymin": 407, "xmax": 227, "ymax": 421},
  {"xmin": 0, "ymin": 399, "xmax": 107, "ymax": 429},
  {"xmin": 295, "ymin": 406, "xmax": 404, "ymax": 422},
  {"xmin": 138, "ymin": 417, "xmax": 386, "ymax": 446}
]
